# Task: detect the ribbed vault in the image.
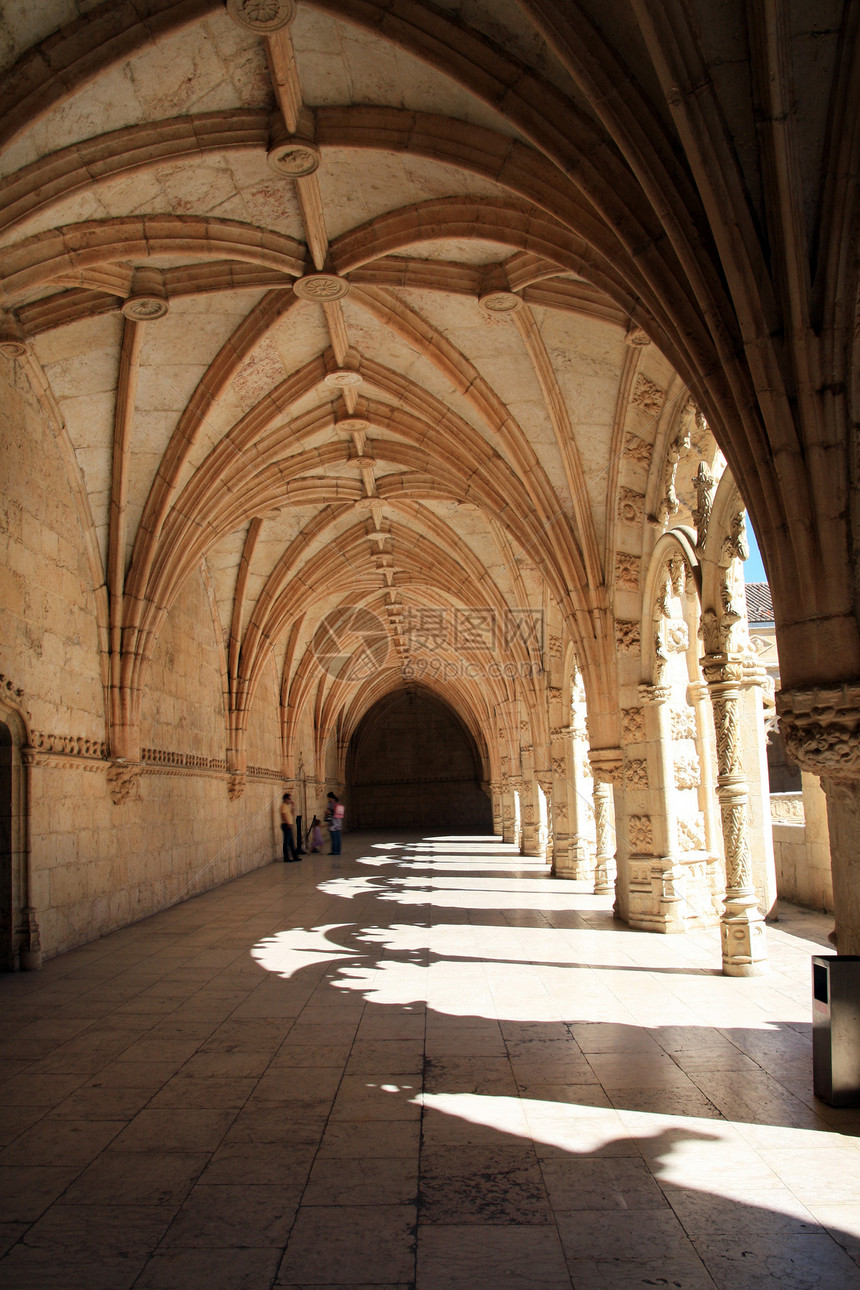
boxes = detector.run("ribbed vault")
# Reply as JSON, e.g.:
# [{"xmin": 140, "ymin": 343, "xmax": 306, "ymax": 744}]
[{"xmin": 2, "ymin": 0, "xmax": 860, "ymax": 949}]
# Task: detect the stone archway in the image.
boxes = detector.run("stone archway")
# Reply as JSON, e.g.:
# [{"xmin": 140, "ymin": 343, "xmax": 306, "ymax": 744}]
[{"xmin": 346, "ymin": 689, "xmax": 492, "ymax": 833}]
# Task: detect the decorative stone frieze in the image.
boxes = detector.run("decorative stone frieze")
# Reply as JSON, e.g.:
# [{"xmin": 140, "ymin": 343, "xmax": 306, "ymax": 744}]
[
  {"xmin": 293, "ymin": 273, "xmax": 350, "ymax": 301},
  {"xmin": 776, "ymin": 684, "xmax": 860, "ymax": 781},
  {"xmin": 614, "ymin": 552, "xmax": 640, "ymax": 590},
  {"xmin": 628, "ymin": 815, "xmax": 653, "ymax": 851},
  {"xmin": 141, "ymin": 748, "xmax": 228, "ymax": 772},
  {"xmin": 631, "ymin": 374, "xmax": 665, "ymax": 417},
  {"xmin": 227, "ymin": 0, "xmax": 296, "ymax": 31},
  {"xmin": 621, "ymin": 708, "xmax": 645, "ymax": 744},
  {"xmin": 615, "ymin": 620, "xmax": 641, "ymax": 655},
  {"xmin": 27, "ymin": 730, "xmax": 107, "ymax": 760}
]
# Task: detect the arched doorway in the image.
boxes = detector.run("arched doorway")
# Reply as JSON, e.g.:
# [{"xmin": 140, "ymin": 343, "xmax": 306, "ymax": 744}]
[{"xmin": 346, "ymin": 689, "xmax": 492, "ymax": 832}]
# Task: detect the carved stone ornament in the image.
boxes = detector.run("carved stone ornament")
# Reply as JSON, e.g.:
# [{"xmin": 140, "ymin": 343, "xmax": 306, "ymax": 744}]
[
  {"xmin": 664, "ymin": 621, "xmax": 689, "ymax": 654},
  {"xmin": 692, "ymin": 460, "xmax": 715, "ymax": 550},
  {"xmin": 776, "ymin": 684, "xmax": 860, "ymax": 781},
  {"xmin": 336, "ymin": 417, "xmax": 369, "ymax": 434},
  {"xmin": 674, "ymin": 751, "xmax": 701, "ymax": 790},
  {"xmin": 294, "ymin": 273, "xmax": 350, "ymax": 302},
  {"xmin": 324, "ymin": 369, "xmax": 362, "ymax": 388},
  {"xmin": 0, "ymin": 314, "xmax": 28, "ymax": 358},
  {"xmin": 227, "ymin": 0, "xmax": 297, "ymax": 32},
  {"xmin": 589, "ymin": 749, "xmax": 623, "ymax": 784},
  {"xmin": 615, "ymin": 620, "xmax": 641, "ymax": 655},
  {"xmin": 614, "ymin": 552, "xmax": 640, "ymax": 591},
  {"xmin": 628, "ymin": 814, "xmax": 653, "ymax": 851},
  {"xmin": 478, "ymin": 291, "xmax": 523, "ymax": 313},
  {"xmin": 107, "ymin": 762, "xmax": 140, "ymax": 805},
  {"xmin": 631, "ymin": 374, "xmax": 665, "ymax": 418},
  {"xmin": 228, "ymin": 773, "xmax": 246, "ymax": 800},
  {"xmin": 121, "ymin": 296, "xmax": 169, "ymax": 321},
  {"xmin": 625, "ymin": 325, "xmax": 650, "ymax": 347},
  {"xmin": 623, "ymin": 433, "xmax": 652, "ymax": 466},
  {"xmin": 621, "ymin": 707, "xmax": 645, "ymax": 744},
  {"xmin": 670, "ymin": 707, "xmax": 697, "ymax": 741},
  {"xmin": 678, "ymin": 815, "xmax": 706, "ymax": 851},
  {"xmin": 617, "ymin": 487, "xmax": 645, "ymax": 525},
  {"xmin": 267, "ymin": 140, "xmax": 321, "ymax": 177},
  {"xmin": 624, "ymin": 758, "xmax": 649, "ymax": 788}
]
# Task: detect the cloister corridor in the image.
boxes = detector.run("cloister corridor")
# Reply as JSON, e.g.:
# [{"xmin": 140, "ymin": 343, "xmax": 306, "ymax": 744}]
[{"xmin": 0, "ymin": 829, "xmax": 858, "ymax": 1290}]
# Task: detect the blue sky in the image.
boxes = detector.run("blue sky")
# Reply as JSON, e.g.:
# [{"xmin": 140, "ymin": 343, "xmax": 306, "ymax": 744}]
[{"xmin": 744, "ymin": 521, "xmax": 767, "ymax": 583}]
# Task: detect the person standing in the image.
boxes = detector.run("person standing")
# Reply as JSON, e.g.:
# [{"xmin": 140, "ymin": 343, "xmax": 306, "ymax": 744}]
[
  {"xmin": 280, "ymin": 792, "xmax": 300, "ymax": 863},
  {"xmin": 327, "ymin": 792, "xmax": 344, "ymax": 856}
]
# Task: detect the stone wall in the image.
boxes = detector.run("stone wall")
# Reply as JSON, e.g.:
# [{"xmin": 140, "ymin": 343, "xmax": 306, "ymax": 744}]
[
  {"xmin": 0, "ymin": 363, "xmax": 281, "ymax": 961},
  {"xmin": 771, "ymin": 773, "xmax": 833, "ymax": 913},
  {"xmin": 348, "ymin": 692, "xmax": 492, "ymax": 831}
]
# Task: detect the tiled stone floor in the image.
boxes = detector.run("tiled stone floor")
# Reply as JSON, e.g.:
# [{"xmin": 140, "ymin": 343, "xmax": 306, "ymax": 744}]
[{"xmin": 1, "ymin": 831, "xmax": 859, "ymax": 1289}]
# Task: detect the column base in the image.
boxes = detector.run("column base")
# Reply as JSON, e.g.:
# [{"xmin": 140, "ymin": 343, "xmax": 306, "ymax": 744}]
[
  {"xmin": 721, "ymin": 909, "xmax": 769, "ymax": 976},
  {"xmin": 593, "ymin": 859, "xmax": 615, "ymax": 894}
]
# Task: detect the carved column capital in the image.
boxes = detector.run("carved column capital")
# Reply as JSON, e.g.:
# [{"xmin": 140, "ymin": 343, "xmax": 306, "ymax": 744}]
[
  {"xmin": 776, "ymin": 683, "xmax": 860, "ymax": 782},
  {"xmin": 638, "ymin": 683, "xmax": 672, "ymax": 706},
  {"xmin": 589, "ymin": 747, "xmax": 623, "ymax": 784},
  {"xmin": 107, "ymin": 761, "xmax": 140, "ymax": 805}
]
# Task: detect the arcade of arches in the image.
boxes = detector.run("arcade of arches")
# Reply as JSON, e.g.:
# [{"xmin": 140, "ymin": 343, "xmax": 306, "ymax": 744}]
[{"xmin": 1, "ymin": 0, "xmax": 860, "ymax": 981}]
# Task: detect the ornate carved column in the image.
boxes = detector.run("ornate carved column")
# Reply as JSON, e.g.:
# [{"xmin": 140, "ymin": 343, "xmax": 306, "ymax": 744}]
[
  {"xmin": 535, "ymin": 770, "xmax": 554, "ymax": 864},
  {"xmin": 702, "ymin": 653, "xmax": 769, "ymax": 976},
  {"xmin": 508, "ymin": 775, "xmax": 525, "ymax": 852},
  {"xmin": 589, "ymin": 749, "xmax": 621, "ymax": 896},
  {"xmin": 633, "ymin": 684, "xmax": 687, "ymax": 933},
  {"xmin": 518, "ymin": 745, "xmax": 541, "ymax": 856},
  {"xmin": 489, "ymin": 779, "xmax": 504, "ymax": 837},
  {"xmin": 499, "ymin": 774, "xmax": 516, "ymax": 845},
  {"xmin": 777, "ymin": 685, "xmax": 860, "ymax": 952}
]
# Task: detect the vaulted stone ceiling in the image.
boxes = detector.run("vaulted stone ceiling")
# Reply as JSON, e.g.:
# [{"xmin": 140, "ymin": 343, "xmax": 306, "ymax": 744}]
[{"xmin": 0, "ymin": 0, "xmax": 855, "ymax": 770}]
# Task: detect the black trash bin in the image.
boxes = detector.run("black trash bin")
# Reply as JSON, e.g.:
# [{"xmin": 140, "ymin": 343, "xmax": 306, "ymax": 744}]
[{"xmin": 812, "ymin": 955, "xmax": 860, "ymax": 1107}]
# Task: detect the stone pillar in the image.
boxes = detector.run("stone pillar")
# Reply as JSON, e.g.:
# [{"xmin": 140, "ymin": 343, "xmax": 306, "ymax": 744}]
[
  {"xmin": 777, "ymin": 685, "xmax": 860, "ymax": 952},
  {"xmin": 535, "ymin": 770, "xmax": 554, "ymax": 865},
  {"xmin": 703, "ymin": 654, "xmax": 769, "ymax": 976},
  {"xmin": 490, "ymin": 779, "xmax": 504, "ymax": 837},
  {"xmin": 589, "ymin": 750, "xmax": 621, "ymax": 896},
  {"xmin": 551, "ymin": 724, "xmax": 594, "ymax": 879},
  {"xmin": 631, "ymin": 684, "xmax": 688, "ymax": 933},
  {"xmin": 500, "ymin": 775, "xmax": 516, "ymax": 845},
  {"xmin": 592, "ymin": 782, "xmax": 616, "ymax": 895},
  {"xmin": 518, "ymin": 749, "xmax": 541, "ymax": 856}
]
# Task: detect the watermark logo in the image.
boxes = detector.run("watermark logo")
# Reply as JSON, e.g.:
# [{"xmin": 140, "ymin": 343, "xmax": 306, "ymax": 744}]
[
  {"xmin": 311, "ymin": 606, "xmax": 544, "ymax": 682},
  {"xmin": 311, "ymin": 606, "xmax": 390, "ymax": 679}
]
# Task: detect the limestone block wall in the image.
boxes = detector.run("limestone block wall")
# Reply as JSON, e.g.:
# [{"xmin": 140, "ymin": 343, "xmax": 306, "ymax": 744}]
[
  {"xmin": 348, "ymin": 692, "xmax": 492, "ymax": 831},
  {"xmin": 1, "ymin": 364, "xmax": 282, "ymax": 960},
  {"xmin": 771, "ymin": 773, "xmax": 833, "ymax": 912},
  {"xmin": 0, "ymin": 361, "xmax": 105, "ymax": 739}
]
